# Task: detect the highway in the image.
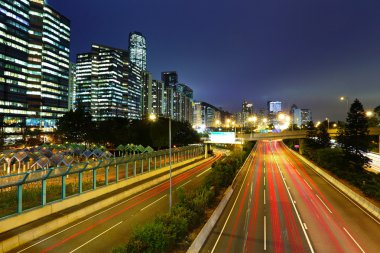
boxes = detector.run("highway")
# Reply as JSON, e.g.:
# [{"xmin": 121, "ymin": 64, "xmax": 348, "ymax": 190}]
[
  {"xmin": 9, "ymin": 154, "xmax": 222, "ymax": 253},
  {"xmin": 367, "ymin": 152, "xmax": 380, "ymax": 173},
  {"xmin": 202, "ymin": 140, "xmax": 380, "ymax": 253}
]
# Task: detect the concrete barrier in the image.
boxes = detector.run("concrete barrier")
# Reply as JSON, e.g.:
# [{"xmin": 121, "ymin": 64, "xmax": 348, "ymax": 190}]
[
  {"xmin": 0, "ymin": 156, "xmax": 210, "ymax": 253},
  {"xmin": 288, "ymin": 148, "xmax": 380, "ymax": 221}
]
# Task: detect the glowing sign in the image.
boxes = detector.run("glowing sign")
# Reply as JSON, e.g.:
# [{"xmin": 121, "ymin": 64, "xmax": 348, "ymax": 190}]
[{"xmin": 209, "ymin": 132, "xmax": 236, "ymax": 143}]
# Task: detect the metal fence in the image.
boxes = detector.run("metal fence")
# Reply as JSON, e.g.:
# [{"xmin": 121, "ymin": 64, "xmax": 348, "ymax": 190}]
[{"xmin": 0, "ymin": 145, "xmax": 204, "ymax": 218}]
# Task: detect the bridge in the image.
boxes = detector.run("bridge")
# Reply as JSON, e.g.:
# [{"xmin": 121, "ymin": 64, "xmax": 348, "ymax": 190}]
[
  {"xmin": 236, "ymin": 127, "xmax": 380, "ymax": 141},
  {"xmin": 204, "ymin": 127, "xmax": 380, "ymax": 154}
]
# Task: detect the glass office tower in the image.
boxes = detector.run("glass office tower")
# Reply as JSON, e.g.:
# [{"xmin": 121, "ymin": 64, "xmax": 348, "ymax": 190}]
[{"xmin": 0, "ymin": 0, "xmax": 70, "ymax": 140}]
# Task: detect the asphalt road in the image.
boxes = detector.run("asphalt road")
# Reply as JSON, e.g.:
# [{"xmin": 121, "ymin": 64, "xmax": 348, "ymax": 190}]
[
  {"xmin": 202, "ymin": 140, "xmax": 380, "ymax": 253},
  {"xmin": 10, "ymin": 154, "xmax": 222, "ymax": 253}
]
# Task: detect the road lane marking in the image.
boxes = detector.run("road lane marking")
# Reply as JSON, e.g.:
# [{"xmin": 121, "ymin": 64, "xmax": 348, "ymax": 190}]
[
  {"xmin": 303, "ymin": 223, "xmax": 308, "ymax": 230},
  {"xmin": 264, "ymin": 176, "xmax": 266, "ymax": 186},
  {"xmin": 264, "ymin": 216, "xmax": 267, "ymax": 251},
  {"xmin": 140, "ymin": 195, "xmax": 167, "ymax": 211},
  {"xmin": 68, "ymin": 221, "xmax": 123, "ymax": 253},
  {"xmin": 196, "ymin": 167, "xmax": 212, "ymax": 177},
  {"xmin": 270, "ymin": 143, "xmax": 315, "ymax": 253},
  {"xmin": 283, "ymin": 144, "xmax": 380, "ymax": 225},
  {"xmin": 316, "ymin": 194, "xmax": 333, "ymax": 214},
  {"xmin": 314, "ymin": 171, "xmax": 380, "ymax": 225},
  {"xmin": 343, "ymin": 227, "xmax": 366, "ymax": 253},
  {"xmin": 303, "ymin": 179, "xmax": 313, "ymax": 190},
  {"xmin": 178, "ymin": 180, "xmax": 191, "ymax": 189},
  {"xmin": 211, "ymin": 158, "xmax": 254, "ymax": 253},
  {"xmin": 264, "ymin": 189, "xmax": 266, "ymax": 205},
  {"xmin": 243, "ymin": 209, "xmax": 251, "ymax": 251}
]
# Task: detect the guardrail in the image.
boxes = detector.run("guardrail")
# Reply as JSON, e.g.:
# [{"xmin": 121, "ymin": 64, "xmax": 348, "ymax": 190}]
[
  {"xmin": 0, "ymin": 145, "xmax": 204, "ymax": 219},
  {"xmin": 288, "ymin": 146, "xmax": 380, "ymax": 220}
]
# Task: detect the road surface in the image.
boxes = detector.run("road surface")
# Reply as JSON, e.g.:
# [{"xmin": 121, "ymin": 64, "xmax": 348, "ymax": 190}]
[{"xmin": 202, "ymin": 140, "xmax": 380, "ymax": 253}]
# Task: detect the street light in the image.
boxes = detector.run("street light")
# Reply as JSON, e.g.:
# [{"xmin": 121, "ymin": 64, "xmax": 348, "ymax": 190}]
[
  {"xmin": 366, "ymin": 111, "xmax": 374, "ymax": 117},
  {"xmin": 149, "ymin": 113, "xmax": 173, "ymax": 211},
  {"xmin": 326, "ymin": 117, "xmax": 329, "ymax": 130},
  {"xmin": 340, "ymin": 96, "xmax": 349, "ymax": 112}
]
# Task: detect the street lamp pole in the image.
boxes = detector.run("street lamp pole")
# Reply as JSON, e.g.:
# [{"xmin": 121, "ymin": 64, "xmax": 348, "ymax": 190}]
[{"xmin": 168, "ymin": 116, "xmax": 172, "ymax": 211}]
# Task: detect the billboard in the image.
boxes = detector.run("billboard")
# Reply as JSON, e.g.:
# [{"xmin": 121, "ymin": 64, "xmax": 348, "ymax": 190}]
[{"xmin": 209, "ymin": 132, "xmax": 236, "ymax": 144}]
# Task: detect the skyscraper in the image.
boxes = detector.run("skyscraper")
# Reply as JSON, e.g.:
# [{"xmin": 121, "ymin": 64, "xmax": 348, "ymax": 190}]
[
  {"xmin": 76, "ymin": 44, "xmax": 142, "ymax": 121},
  {"xmin": 0, "ymin": 0, "xmax": 70, "ymax": 140},
  {"xmin": 128, "ymin": 32, "xmax": 147, "ymax": 71},
  {"xmin": 68, "ymin": 62, "xmax": 76, "ymax": 110}
]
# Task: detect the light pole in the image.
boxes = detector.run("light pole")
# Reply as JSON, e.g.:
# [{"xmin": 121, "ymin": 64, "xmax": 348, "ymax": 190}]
[
  {"xmin": 326, "ymin": 117, "xmax": 329, "ymax": 130},
  {"xmin": 149, "ymin": 113, "xmax": 172, "ymax": 211}
]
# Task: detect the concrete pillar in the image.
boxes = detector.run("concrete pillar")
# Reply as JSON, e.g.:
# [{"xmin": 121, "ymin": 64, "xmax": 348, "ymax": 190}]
[
  {"xmin": 204, "ymin": 144, "xmax": 210, "ymax": 158},
  {"xmin": 299, "ymin": 139, "xmax": 305, "ymax": 155}
]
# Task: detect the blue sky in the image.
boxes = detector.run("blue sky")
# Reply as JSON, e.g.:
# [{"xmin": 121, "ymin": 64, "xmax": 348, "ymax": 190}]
[{"xmin": 50, "ymin": 0, "xmax": 380, "ymax": 121}]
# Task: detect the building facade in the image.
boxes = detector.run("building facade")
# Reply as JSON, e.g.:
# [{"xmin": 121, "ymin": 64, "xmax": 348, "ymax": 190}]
[
  {"xmin": 68, "ymin": 62, "xmax": 76, "ymax": 110},
  {"xmin": 193, "ymin": 101, "xmax": 222, "ymax": 129},
  {"xmin": 76, "ymin": 44, "xmax": 142, "ymax": 121},
  {"xmin": 0, "ymin": 0, "xmax": 70, "ymax": 140},
  {"xmin": 128, "ymin": 31, "xmax": 146, "ymax": 71}
]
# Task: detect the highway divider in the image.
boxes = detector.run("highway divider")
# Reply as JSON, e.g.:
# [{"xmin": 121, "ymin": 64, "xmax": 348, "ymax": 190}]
[
  {"xmin": 0, "ymin": 155, "xmax": 210, "ymax": 253},
  {"xmin": 287, "ymin": 147, "xmax": 380, "ymax": 221}
]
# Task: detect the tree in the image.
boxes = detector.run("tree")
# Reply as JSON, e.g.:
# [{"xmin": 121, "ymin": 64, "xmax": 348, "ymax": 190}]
[
  {"xmin": 337, "ymin": 99, "xmax": 371, "ymax": 170},
  {"xmin": 316, "ymin": 120, "xmax": 331, "ymax": 148},
  {"xmin": 56, "ymin": 107, "xmax": 94, "ymax": 143}
]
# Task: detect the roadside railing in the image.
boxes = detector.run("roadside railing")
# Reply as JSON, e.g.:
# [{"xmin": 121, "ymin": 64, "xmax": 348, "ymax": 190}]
[{"xmin": 0, "ymin": 145, "xmax": 204, "ymax": 218}]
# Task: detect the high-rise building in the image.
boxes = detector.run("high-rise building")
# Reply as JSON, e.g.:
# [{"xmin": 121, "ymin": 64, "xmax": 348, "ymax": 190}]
[
  {"xmin": 142, "ymin": 71, "xmax": 153, "ymax": 116},
  {"xmin": 128, "ymin": 32, "xmax": 146, "ymax": 71},
  {"xmin": 160, "ymin": 72, "xmax": 193, "ymax": 123},
  {"xmin": 240, "ymin": 100, "xmax": 254, "ymax": 125},
  {"xmin": 0, "ymin": 0, "xmax": 70, "ymax": 140},
  {"xmin": 68, "ymin": 62, "xmax": 76, "ymax": 110},
  {"xmin": 174, "ymin": 83, "xmax": 193, "ymax": 123},
  {"xmin": 301, "ymin": 109, "xmax": 312, "ymax": 125},
  {"xmin": 76, "ymin": 44, "xmax": 142, "ymax": 121},
  {"xmin": 152, "ymin": 80, "xmax": 165, "ymax": 116},
  {"xmin": 290, "ymin": 104, "xmax": 302, "ymax": 127},
  {"xmin": 193, "ymin": 101, "xmax": 221, "ymax": 129},
  {"xmin": 161, "ymin": 71, "xmax": 178, "ymax": 87}
]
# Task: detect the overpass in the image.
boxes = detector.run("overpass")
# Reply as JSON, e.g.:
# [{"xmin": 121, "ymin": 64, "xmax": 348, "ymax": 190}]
[
  {"xmin": 235, "ymin": 127, "xmax": 380, "ymax": 153},
  {"xmin": 236, "ymin": 127, "xmax": 380, "ymax": 141},
  {"xmin": 203, "ymin": 127, "xmax": 380, "ymax": 154}
]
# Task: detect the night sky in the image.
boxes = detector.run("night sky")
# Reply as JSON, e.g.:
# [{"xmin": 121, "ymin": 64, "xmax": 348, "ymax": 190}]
[{"xmin": 49, "ymin": 0, "xmax": 380, "ymax": 121}]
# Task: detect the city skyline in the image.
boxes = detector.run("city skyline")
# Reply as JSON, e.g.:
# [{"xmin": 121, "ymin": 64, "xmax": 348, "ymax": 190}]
[{"xmin": 48, "ymin": 0, "xmax": 380, "ymax": 121}]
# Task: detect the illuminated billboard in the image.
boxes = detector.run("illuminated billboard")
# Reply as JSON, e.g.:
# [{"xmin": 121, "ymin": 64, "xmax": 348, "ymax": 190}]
[{"xmin": 209, "ymin": 132, "xmax": 236, "ymax": 143}]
